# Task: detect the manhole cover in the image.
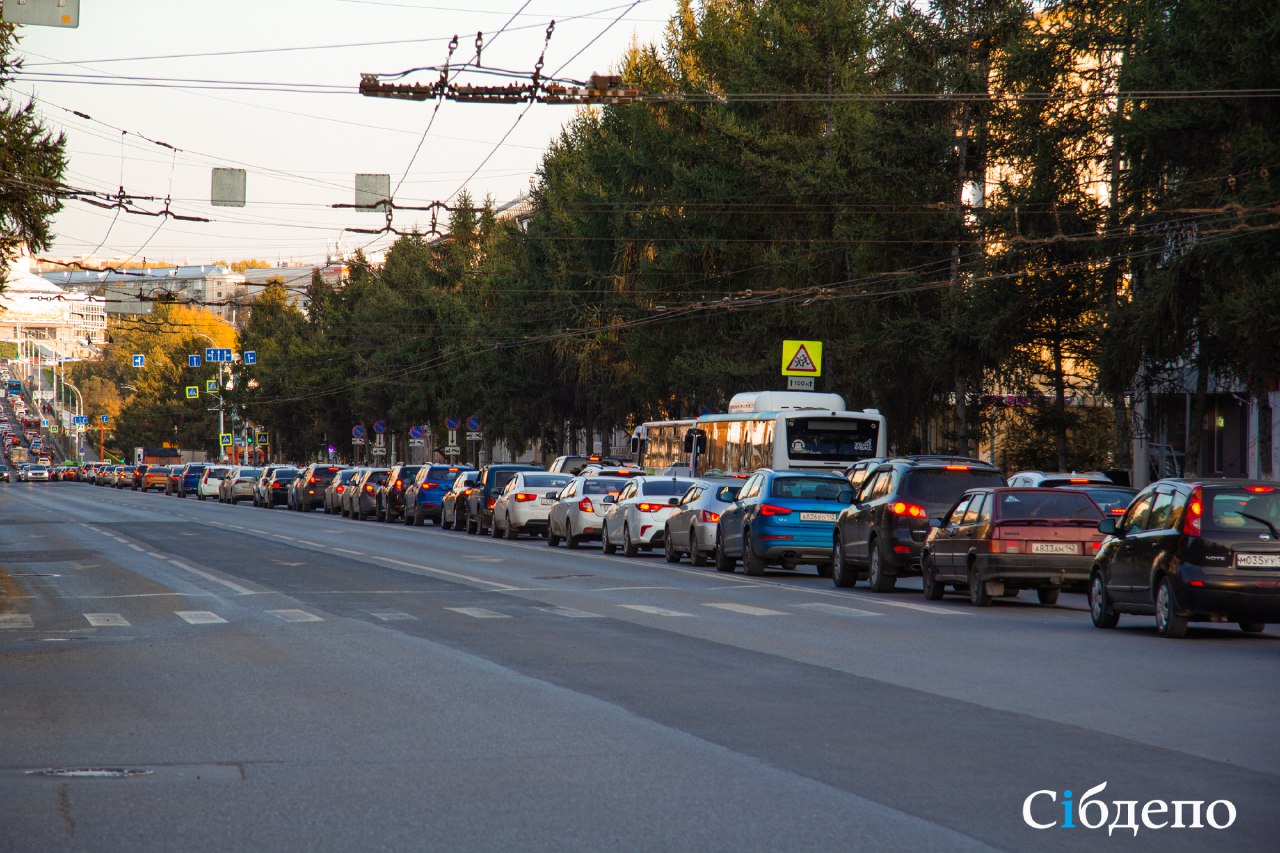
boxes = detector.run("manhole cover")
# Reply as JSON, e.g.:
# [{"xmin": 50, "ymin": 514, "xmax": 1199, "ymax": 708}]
[{"xmin": 26, "ymin": 768, "xmax": 152, "ymax": 779}]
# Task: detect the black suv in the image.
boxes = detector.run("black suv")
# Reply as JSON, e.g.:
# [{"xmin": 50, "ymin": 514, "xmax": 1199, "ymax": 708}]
[
  {"xmin": 1089, "ymin": 478, "xmax": 1280, "ymax": 638},
  {"xmin": 290, "ymin": 463, "xmax": 348, "ymax": 511},
  {"xmin": 376, "ymin": 464, "xmax": 424, "ymax": 523},
  {"xmin": 465, "ymin": 464, "xmax": 544, "ymax": 535},
  {"xmin": 832, "ymin": 456, "xmax": 1006, "ymax": 591}
]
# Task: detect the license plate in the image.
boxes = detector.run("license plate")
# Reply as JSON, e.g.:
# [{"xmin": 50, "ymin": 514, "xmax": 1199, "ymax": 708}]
[
  {"xmin": 799, "ymin": 512, "xmax": 837, "ymax": 523},
  {"xmin": 1236, "ymin": 553, "xmax": 1280, "ymax": 568},
  {"xmin": 540, "ymin": 498, "xmax": 554, "ymax": 506},
  {"xmin": 1030, "ymin": 542, "xmax": 1079, "ymax": 555}
]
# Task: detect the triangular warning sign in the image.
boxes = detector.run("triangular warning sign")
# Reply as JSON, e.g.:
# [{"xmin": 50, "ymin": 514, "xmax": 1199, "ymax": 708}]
[{"xmin": 786, "ymin": 344, "xmax": 818, "ymax": 373}]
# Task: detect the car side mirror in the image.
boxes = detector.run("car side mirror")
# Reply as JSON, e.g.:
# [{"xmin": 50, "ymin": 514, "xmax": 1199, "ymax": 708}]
[
  {"xmin": 464, "ymin": 479, "xmax": 477, "ymax": 488},
  {"xmin": 1098, "ymin": 517, "xmax": 1120, "ymax": 536},
  {"xmin": 929, "ymin": 517, "xmax": 943, "ymax": 529},
  {"xmin": 602, "ymin": 495, "xmax": 617, "ymax": 505}
]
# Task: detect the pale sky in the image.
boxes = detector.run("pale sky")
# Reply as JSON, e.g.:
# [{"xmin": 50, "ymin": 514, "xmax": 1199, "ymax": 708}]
[{"xmin": 11, "ymin": 0, "xmax": 678, "ymax": 266}]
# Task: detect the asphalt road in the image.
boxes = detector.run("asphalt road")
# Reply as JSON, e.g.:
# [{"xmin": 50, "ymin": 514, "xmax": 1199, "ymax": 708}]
[{"xmin": 2, "ymin": 481, "xmax": 1277, "ymax": 851}]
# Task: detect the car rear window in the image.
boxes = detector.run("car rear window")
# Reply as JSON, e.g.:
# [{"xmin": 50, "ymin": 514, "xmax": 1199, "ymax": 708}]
[
  {"xmin": 272, "ymin": 468, "xmax": 299, "ymax": 480},
  {"xmin": 310, "ymin": 467, "xmax": 344, "ymax": 482},
  {"xmin": 904, "ymin": 469, "xmax": 1006, "ymax": 504},
  {"xmin": 1072, "ymin": 486, "xmax": 1135, "ymax": 516},
  {"xmin": 643, "ymin": 479, "xmax": 696, "ymax": 497},
  {"xmin": 524, "ymin": 474, "xmax": 572, "ymax": 488},
  {"xmin": 583, "ymin": 478, "xmax": 626, "ymax": 495},
  {"xmin": 994, "ymin": 490, "xmax": 1101, "ymax": 521},
  {"xmin": 490, "ymin": 471, "xmax": 522, "ymax": 491},
  {"xmin": 207, "ymin": 468, "xmax": 229, "ymax": 479},
  {"xmin": 368, "ymin": 471, "xmax": 390, "ymax": 486},
  {"xmin": 1205, "ymin": 487, "xmax": 1280, "ymax": 534},
  {"xmin": 770, "ymin": 477, "xmax": 849, "ymax": 500},
  {"xmin": 429, "ymin": 466, "xmax": 470, "ymax": 479},
  {"xmin": 239, "ymin": 468, "xmax": 263, "ymax": 478}
]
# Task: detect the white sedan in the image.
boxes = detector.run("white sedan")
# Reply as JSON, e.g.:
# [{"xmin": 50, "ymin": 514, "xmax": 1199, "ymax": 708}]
[
  {"xmin": 491, "ymin": 472, "xmax": 573, "ymax": 539},
  {"xmin": 601, "ymin": 476, "xmax": 697, "ymax": 558},
  {"xmin": 196, "ymin": 466, "xmax": 230, "ymax": 500}
]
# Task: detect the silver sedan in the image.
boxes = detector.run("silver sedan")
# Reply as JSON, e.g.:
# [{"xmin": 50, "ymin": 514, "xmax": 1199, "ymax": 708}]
[{"xmin": 662, "ymin": 478, "xmax": 745, "ymax": 566}]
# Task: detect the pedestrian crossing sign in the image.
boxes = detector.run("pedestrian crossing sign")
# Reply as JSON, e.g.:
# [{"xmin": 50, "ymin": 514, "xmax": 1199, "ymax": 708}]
[
  {"xmin": 207, "ymin": 379, "xmax": 219, "ymax": 393},
  {"xmin": 781, "ymin": 340, "xmax": 822, "ymax": 376},
  {"xmin": 185, "ymin": 386, "xmax": 199, "ymax": 399},
  {"xmin": 219, "ymin": 433, "xmax": 232, "ymax": 446}
]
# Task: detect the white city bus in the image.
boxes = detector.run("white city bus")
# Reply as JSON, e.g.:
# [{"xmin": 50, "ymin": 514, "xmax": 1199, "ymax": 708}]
[{"xmin": 630, "ymin": 392, "xmax": 887, "ymax": 476}]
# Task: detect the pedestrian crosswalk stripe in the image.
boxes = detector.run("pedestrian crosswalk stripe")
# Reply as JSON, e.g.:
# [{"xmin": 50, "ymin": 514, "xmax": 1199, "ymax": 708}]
[
  {"xmin": 446, "ymin": 607, "xmax": 510, "ymax": 619},
  {"xmin": 266, "ymin": 609, "xmax": 323, "ymax": 623},
  {"xmin": 843, "ymin": 595, "xmax": 967, "ymax": 615},
  {"xmin": 369, "ymin": 609, "xmax": 416, "ymax": 621},
  {"xmin": 703, "ymin": 603, "xmax": 788, "ymax": 616},
  {"xmin": 538, "ymin": 606, "xmax": 602, "ymax": 618},
  {"xmin": 0, "ymin": 614, "xmax": 35, "ymax": 629},
  {"xmin": 175, "ymin": 611, "xmax": 227, "ymax": 625},
  {"xmin": 84, "ymin": 613, "xmax": 131, "ymax": 627},
  {"xmin": 795, "ymin": 602, "xmax": 883, "ymax": 618},
  {"xmin": 617, "ymin": 605, "xmax": 694, "ymax": 617}
]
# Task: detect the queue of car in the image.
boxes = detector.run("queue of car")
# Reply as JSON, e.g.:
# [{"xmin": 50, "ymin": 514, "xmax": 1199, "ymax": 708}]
[{"xmin": 30, "ymin": 454, "xmax": 1280, "ymax": 639}]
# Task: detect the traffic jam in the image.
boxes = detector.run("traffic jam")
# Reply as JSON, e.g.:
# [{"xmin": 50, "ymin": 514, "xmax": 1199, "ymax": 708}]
[{"xmin": 34, "ymin": 388, "xmax": 1280, "ymax": 641}]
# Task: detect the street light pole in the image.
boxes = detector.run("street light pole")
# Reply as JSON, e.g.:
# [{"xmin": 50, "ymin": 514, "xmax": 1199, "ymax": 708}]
[{"xmin": 62, "ymin": 378, "xmax": 84, "ymax": 463}]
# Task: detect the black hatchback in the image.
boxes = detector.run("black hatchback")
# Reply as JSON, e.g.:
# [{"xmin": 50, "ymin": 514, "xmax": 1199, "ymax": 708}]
[{"xmin": 1089, "ymin": 479, "xmax": 1280, "ymax": 638}]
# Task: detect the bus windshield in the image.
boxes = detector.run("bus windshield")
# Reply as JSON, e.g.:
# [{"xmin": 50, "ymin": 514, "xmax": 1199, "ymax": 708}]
[{"xmin": 783, "ymin": 416, "xmax": 880, "ymax": 463}]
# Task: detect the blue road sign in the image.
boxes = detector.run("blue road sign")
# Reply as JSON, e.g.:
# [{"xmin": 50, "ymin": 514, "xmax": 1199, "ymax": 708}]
[
  {"xmin": 185, "ymin": 386, "xmax": 199, "ymax": 399},
  {"xmin": 218, "ymin": 348, "xmax": 233, "ymax": 363},
  {"xmin": 352, "ymin": 425, "xmax": 366, "ymax": 439},
  {"xmin": 205, "ymin": 347, "xmax": 215, "ymax": 362},
  {"xmin": 466, "ymin": 415, "xmax": 481, "ymax": 431},
  {"xmin": 207, "ymin": 379, "xmax": 219, "ymax": 393},
  {"xmin": 40, "ymin": 419, "xmax": 49, "ymax": 428},
  {"xmin": 189, "ymin": 354, "xmax": 202, "ymax": 368},
  {"xmin": 373, "ymin": 420, "xmax": 387, "ymax": 435},
  {"xmin": 409, "ymin": 425, "xmax": 425, "ymax": 440},
  {"xmin": 131, "ymin": 354, "xmax": 145, "ymax": 367},
  {"xmin": 445, "ymin": 416, "xmax": 461, "ymax": 431},
  {"xmin": 74, "ymin": 416, "xmax": 88, "ymax": 425},
  {"xmin": 100, "ymin": 415, "xmax": 110, "ymax": 424},
  {"xmin": 243, "ymin": 350, "xmax": 257, "ymax": 365}
]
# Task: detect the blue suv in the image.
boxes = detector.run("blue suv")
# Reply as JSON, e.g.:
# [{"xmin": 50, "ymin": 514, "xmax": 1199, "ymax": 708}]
[
  {"xmin": 175, "ymin": 462, "xmax": 207, "ymax": 498},
  {"xmin": 403, "ymin": 463, "xmax": 476, "ymax": 526},
  {"xmin": 714, "ymin": 469, "xmax": 853, "ymax": 577}
]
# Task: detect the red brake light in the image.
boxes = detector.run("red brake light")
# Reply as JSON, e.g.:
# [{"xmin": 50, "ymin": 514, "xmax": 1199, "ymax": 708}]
[
  {"xmin": 335, "ymin": 485, "xmax": 345, "ymax": 493},
  {"xmin": 1110, "ymin": 507, "xmax": 1125, "ymax": 515},
  {"xmin": 760, "ymin": 504, "xmax": 793, "ymax": 516},
  {"xmin": 514, "ymin": 493, "xmax": 537, "ymax": 502},
  {"xmin": 578, "ymin": 497, "xmax": 594, "ymax": 512},
  {"xmin": 1068, "ymin": 478, "xmax": 1090, "ymax": 484},
  {"xmin": 890, "ymin": 501, "xmax": 928, "ymax": 519},
  {"xmin": 1245, "ymin": 486, "xmax": 1275, "ymax": 493},
  {"xmin": 1182, "ymin": 487, "xmax": 1202, "ymax": 536},
  {"xmin": 944, "ymin": 465, "xmax": 971, "ymax": 471},
  {"xmin": 463, "ymin": 488, "xmax": 472, "ymax": 496},
  {"xmin": 364, "ymin": 484, "xmax": 374, "ymax": 493},
  {"xmin": 701, "ymin": 509, "xmax": 721, "ymax": 524},
  {"xmin": 309, "ymin": 476, "xmax": 317, "ymax": 484},
  {"xmin": 637, "ymin": 502, "xmax": 669, "ymax": 512},
  {"xmin": 423, "ymin": 481, "xmax": 439, "ymax": 489},
  {"xmin": 395, "ymin": 479, "xmax": 403, "ymax": 490},
  {"xmin": 486, "ymin": 497, "xmax": 495, "ymax": 509}
]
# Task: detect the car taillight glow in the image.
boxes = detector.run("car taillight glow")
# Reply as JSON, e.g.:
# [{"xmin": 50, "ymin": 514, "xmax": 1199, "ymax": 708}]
[
  {"xmin": 514, "ymin": 493, "xmax": 537, "ymax": 502},
  {"xmin": 945, "ymin": 465, "xmax": 971, "ymax": 471},
  {"xmin": 394, "ymin": 479, "xmax": 403, "ymax": 490},
  {"xmin": 423, "ymin": 481, "xmax": 439, "ymax": 489},
  {"xmin": 309, "ymin": 476, "xmax": 317, "ymax": 484},
  {"xmin": 335, "ymin": 485, "xmax": 345, "ymax": 493},
  {"xmin": 578, "ymin": 497, "xmax": 594, "ymax": 512},
  {"xmin": 890, "ymin": 501, "xmax": 927, "ymax": 519},
  {"xmin": 1182, "ymin": 486, "xmax": 1202, "ymax": 536},
  {"xmin": 636, "ymin": 502, "xmax": 669, "ymax": 512},
  {"xmin": 364, "ymin": 484, "xmax": 374, "ymax": 493},
  {"xmin": 463, "ymin": 488, "xmax": 472, "ymax": 496},
  {"xmin": 1245, "ymin": 486, "xmax": 1275, "ymax": 493},
  {"xmin": 760, "ymin": 504, "xmax": 792, "ymax": 516},
  {"xmin": 486, "ymin": 497, "xmax": 495, "ymax": 509},
  {"xmin": 701, "ymin": 509, "xmax": 720, "ymax": 523}
]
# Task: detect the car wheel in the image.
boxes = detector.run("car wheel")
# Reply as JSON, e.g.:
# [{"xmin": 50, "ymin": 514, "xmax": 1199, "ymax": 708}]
[
  {"xmin": 832, "ymin": 535, "xmax": 856, "ymax": 588},
  {"xmin": 714, "ymin": 531, "xmax": 734, "ymax": 573},
  {"xmin": 198, "ymin": 493, "xmax": 205, "ymax": 501},
  {"xmin": 867, "ymin": 541, "xmax": 895, "ymax": 592},
  {"xmin": 622, "ymin": 525, "xmax": 642, "ymax": 558},
  {"xmin": 466, "ymin": 512, "xmax": 477, "ymax": 535},
  {"xmin": 1089, "ymin": 572, "xmax": 1119, "ymax": 628},
  {"xmin": 921, "ymin": 553, "xmax": 944, "ymax": 600},
  {"xmin": 690, "ymin": 526, "xmax": 709, "ymax": 566},
  {"xmin": 410, "ymin": 508, "xmax": 422, "ymax": 526},
  {"xmin": 1239, "ymin": 622, "xmax": 1265, "ymax": 634},
  {"xmin": 815, "ymin": 561, "xmax": 834, "ymax": 579},
  {"xmin": 566, "ymin": 525, "xmax": 580, "ymax": 549},
  {"xmin": 602, "ymin": 522, "xmax": 617, "ymax": 555},
  {"xmin": 664, "ymin": 527, "xmax": 681, "ymax": 563},
  {"xmin": 504, "ymin": 516, "xmax": 518, "ymax": 540},
  {"xmin": 440, "ymin": 506, "xmax": 453, "ymax": 530},
  {"xmin": 1154, "ymin": 576, "xmax": 1188, "ymax": 638},
  {"xmin": 1036, "ymin": 587, "xmax": 1060, "ymax": 606},
  {"xmin": 968, "ymin": 563, "xmax": 992, "ymax": 607},
  {"xmin": 547, "ymin": 528, "xmax": 561, "ymax": 547},
  {"xmin": 743, "ymin": 529, "xmax": 766, "ymax": 576}
]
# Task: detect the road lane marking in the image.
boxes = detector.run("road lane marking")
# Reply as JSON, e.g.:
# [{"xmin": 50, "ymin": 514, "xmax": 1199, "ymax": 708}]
[
  {"xmin": 842, "ymin": 595, "xmax": 967, "ymax": 615},
  {"xmin": 175, "ymin": 611, "xmax": 227, "ymax": 625},
  {"xmin": 703, "ymin": 603, "xmax": 788, "ymax": 616},
  {"xmin": 166, "ymin": 559, "xmax": 256, "ymax": 595},
  {"xmin": 0, "ymin": 614, "xmax": 35, "ymax": 629},
  {"xmin": 370, "ymin": 556, "xmax": 522, "ymax": 591},
  {"xmin": 617, "ymin": 605, "xmax": 694, "ymax": 617},
  {"xmin": 272, "ymin": 561, "xmax": 306, "ymax": 567},
  {"xmin": 333, "ymin": 548, "xmax": 364, "ymax": 556},
  {"xmin": 445, "ymin": 607, "xmax": 510, "ymax": 619},
  {"xmin": 538, "ymin": 606, "xmax": 602, "ymax": 618},
  {"xmin": 266, "ymin": 609, "xmax": 323, "ymax": 623},
  {"xmin": 596, "ymin": 586, "xmax": 679, "ymax": 592},
  {"xmin": 369, "ymin": 609, "xmax": 416, "ymax": 621},
  {"xmin": 795, "ymin": 602, "xmax": 883, "ymax": 618},
  {"xmin": 83, "ymin": 613, "xmax": 131, "ymax": 627}
]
